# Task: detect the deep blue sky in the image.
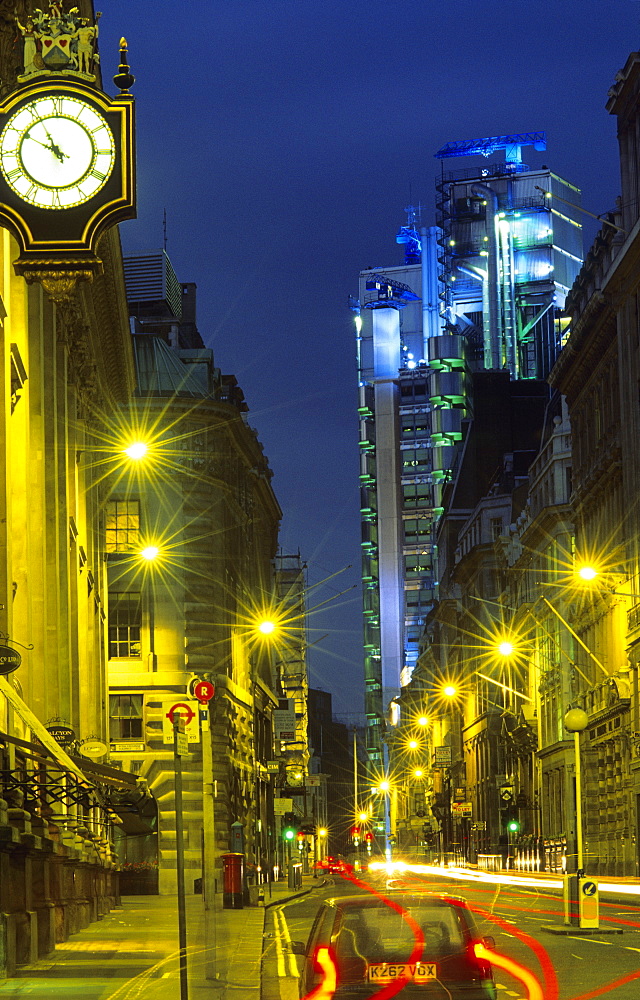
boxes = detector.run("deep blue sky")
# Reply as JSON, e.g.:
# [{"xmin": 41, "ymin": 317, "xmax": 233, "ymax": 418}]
[{"xmin": 99, "ymin": 0, "xmax": 636, "ymax": 718}]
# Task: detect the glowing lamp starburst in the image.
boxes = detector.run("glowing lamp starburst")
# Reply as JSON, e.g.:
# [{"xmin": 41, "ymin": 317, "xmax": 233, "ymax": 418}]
[
  {"xmin": 124, "ymin": 441, "xmax": 149, "ymax": 460},
  {"xmin": 140, "ymin": 545, "xmax": 159, "ymax": 561},
  {"xmin": 578, "ymin": 566, "xmax": 598, "ymax": 582}
]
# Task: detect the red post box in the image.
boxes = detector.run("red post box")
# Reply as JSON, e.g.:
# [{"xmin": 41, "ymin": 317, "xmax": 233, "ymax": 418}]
[{"xmin": 221, "ymin": 852, "xmax": 244, "ymax": 909}]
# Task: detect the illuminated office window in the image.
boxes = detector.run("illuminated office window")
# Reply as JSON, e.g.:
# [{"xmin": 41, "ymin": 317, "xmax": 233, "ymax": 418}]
[
  {"xmin": 109, "ymin": 694, "xmax": 143, "ymax": 740},
  {"xmin": 108, "ymin": 592, "xmax": 142, "ymax": 658},
  {"xmin": 106, "ymin": 499, "xmax": 140, "ymax": 552}
]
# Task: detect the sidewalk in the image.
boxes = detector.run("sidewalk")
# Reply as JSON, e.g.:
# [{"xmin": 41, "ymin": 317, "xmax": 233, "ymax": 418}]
[{"xmin": 0, "ymin": 875, "xmax": 322, "ymax": 999}]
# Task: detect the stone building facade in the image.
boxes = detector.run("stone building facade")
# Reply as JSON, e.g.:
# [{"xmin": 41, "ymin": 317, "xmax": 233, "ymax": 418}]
[
  {"xmin": 0, "ymin": 224, "xmax": 135, "ymax": 974},
  {"xmin": 545, "ymin": 48, "xmax": 640, "ymax": 876},
  {"xmin": 107, "ymin": 270, "xmax": 282, "ymax": 894}
]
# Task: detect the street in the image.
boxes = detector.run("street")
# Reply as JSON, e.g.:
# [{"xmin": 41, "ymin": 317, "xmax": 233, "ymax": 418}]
[
  {"xmin": 263, "ymin": 868, "xmax": 640, "ymax": 1000},
  {"xmin": 2, "ymin": 869, "xmax": 640, "ymax": 1000}
]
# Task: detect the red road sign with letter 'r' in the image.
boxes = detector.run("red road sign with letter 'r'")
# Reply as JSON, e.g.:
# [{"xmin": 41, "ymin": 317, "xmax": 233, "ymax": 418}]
[{"xmin": 193, "ymin": 680, "xmax": 215, "ymax": 703}]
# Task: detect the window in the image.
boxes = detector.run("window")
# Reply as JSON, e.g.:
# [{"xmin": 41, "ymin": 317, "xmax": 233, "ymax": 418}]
[
  {"xmin": 405, "ymin": 553, "xmax": 430, "ymax": 576},
  {"xmin": 404, "ymin": 518, "xmax": 431, "ymax": 544},
  {"xmin": 403, "ymin": 483, "xmax": 432, "ymax": 509},
  {"xmin": 402, "ymin": 448, "xmax": 430, "ymax": 473},
  {"xmin": 400, "ymin": 413, "xmax": 430, "ymax": 438},
  {"xmin": 109, "ymin": 694, "xmax": 143, "ymax": 740},
  {"xmin": 490, "ymin": 517, "xmax": 503, "ymax": 540},
  {"xmin": 108, "ymin": 592, "xmax": 142, "ymax": 657},
  {"xmin": 106, "ymin": 500, "xmax": 140, "ymax": 552}
]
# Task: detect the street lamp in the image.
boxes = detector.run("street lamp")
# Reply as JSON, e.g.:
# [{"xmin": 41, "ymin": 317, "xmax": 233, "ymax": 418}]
[
  {"xmin": 577, "ymin": 565, "xmax": 598, "ymax": 582},
  {"xmin": 257, "ymin": 619, "xmax": 277, "ymax": 635},
  {"xmin": 564, "ymin": 707, "xmax": 588, "ymax": 876},
  {"xmin": 563, "ymin": 706, "xmax": 600, "ymax": 929},
  {"xmin": 123, "ymin": 440, "xmax": 149, "ymax": 460}
]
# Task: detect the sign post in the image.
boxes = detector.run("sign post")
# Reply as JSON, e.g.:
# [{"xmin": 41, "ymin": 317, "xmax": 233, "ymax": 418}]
[
  {"xmin": 173, "ymin": 715, "xmax": 189, "ymax": 1000},
  {"xmin": 193, "ymin": 682, "xmax": 217, "ymax": 981}
]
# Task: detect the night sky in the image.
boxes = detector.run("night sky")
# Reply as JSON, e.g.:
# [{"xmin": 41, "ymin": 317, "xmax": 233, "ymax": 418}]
[{"xmin": 98, "ymin": 0, "xmax": 637, "ymax": 719}]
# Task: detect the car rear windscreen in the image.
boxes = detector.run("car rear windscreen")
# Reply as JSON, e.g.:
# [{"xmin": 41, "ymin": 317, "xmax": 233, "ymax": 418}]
[{"xmin": 336, "ymin": 903, "xmax": 465, "ymax": 965}]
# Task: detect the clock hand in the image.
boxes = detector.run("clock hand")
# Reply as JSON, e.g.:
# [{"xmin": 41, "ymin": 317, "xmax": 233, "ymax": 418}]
[{"xmin": 24, "ymin": 129, "xmax": 67, "ymax": 162}]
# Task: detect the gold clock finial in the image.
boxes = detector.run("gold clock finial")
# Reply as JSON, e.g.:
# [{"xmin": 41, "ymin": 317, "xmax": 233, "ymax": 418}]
[{"xmin": 114, "ymin": 37, "xmax": 135, "ymax": 93}]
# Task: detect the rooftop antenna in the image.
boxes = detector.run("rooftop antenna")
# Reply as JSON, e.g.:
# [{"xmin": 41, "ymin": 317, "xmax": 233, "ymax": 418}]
[{"xmin": 163, "ymin": 208, "xmax": 168, "ymax": 252}]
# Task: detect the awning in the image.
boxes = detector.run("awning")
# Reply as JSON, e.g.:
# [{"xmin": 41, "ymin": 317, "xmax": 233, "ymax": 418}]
[
  {"xmin": 69, "ymin": 754, "xmax": 138, "ymax": 789},
  {"xmin": 0, "ymin": 676, "xmax": 91, "ymax": 787}
]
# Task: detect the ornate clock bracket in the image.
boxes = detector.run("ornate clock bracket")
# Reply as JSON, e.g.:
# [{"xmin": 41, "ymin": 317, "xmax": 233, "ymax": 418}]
[{"xmin": 16, "ymin": 264, "xmax": 98, "ymax": 305}]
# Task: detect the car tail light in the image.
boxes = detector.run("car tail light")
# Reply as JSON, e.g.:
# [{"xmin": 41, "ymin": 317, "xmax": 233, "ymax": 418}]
[
  {"xmin": 304, "ymin": 946, "xmax": 338, "ymax": 1000},
  {"xmin": 469, "ymin": 940, "xmax": 493, "ymax": 977}
]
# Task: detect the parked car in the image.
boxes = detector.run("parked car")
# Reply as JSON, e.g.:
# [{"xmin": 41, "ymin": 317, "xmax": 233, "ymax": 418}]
[{"xmin": 292, "ymin": 892, "xmax": 497, "ymax": 998}]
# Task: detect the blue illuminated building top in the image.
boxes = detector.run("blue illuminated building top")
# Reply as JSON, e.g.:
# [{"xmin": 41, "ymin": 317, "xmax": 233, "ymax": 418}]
[{"xmin": 435, "ymin": 131, "xmax": 547, "ymax": 164}]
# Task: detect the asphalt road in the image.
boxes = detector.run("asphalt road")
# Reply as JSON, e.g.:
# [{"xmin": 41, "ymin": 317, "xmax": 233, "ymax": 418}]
[{"xmin": 262, "ymin": 868, "xmax": 640, "ymax": 1000}]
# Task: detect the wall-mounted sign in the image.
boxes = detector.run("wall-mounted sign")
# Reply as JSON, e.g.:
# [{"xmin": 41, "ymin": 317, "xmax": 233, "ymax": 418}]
[
  {"xmin": 274, "ymin": 699, "xmax": 296, "ymax": 742},
  {"xmin": 274, "ymin": 797, "xmax": 293, "ymax": 815},
  {"xmin": 452, "ymin": 802, "xmax": 473, "ymax": 818},
  {"xmin": 434, "ymin": 746, "xmax": 452, "ymax": 766},
  {"xmin": 79, "ymin": 739, "xmax": 108, "ymax": 759},
  {"xmin": 45, "ymin": 725, "xmax": 76, "ymax": 748},
  {"xmin": 0, "ymin": 644, "xmax": 21, "ymax": 675}
]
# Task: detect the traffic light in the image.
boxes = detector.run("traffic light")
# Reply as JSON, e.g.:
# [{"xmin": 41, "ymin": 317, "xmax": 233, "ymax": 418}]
[
  {"xmin": 506, "ymin": 818, "xmax": 520, "ymax": 834},
  {"xmin": 282, "ymin": 812, "xmax": 298, "ymax": 842}
]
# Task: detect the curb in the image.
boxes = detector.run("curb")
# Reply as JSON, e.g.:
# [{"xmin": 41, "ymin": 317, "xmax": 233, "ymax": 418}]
[
  {"xmin": 541, "ymin": 924, "xmax": 624, "ymax": 935},
  {"xmin": 264, "ymin": 878, "xmax": 328, "ymax": 909}
]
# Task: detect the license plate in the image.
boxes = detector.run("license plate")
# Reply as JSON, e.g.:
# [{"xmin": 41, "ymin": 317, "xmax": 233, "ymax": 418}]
[{"xmin": 368, "ymin": 962, "xmax": 437, "ymax": 982}]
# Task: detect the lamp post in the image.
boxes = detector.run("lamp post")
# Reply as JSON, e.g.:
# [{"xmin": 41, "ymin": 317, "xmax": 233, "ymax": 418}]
[
  {"xmin": 564, "ymin": 707, "xmax": 588, "ymax": 875},
  {"xmin": 563, "ymin": 706, "xmax": 599, "ymax": 928}
]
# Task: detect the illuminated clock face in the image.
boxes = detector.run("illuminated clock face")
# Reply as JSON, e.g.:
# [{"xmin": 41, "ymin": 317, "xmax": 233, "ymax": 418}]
[{"xmin": 0, "ymin": 95, "xmax": 116, "ymax": 209}]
